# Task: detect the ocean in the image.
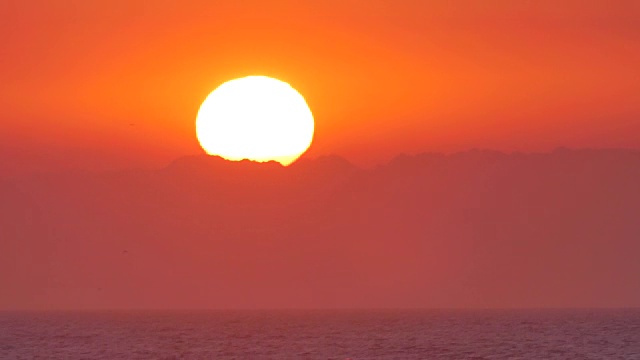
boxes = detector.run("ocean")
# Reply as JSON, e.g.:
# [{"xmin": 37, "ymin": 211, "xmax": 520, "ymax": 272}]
[{"xmin": 1, "ymin": 309, "xmax": 638, "ymax": 359}]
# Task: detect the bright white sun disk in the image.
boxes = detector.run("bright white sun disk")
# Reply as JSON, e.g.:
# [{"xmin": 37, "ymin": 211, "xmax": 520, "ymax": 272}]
[{"xmin": 196, "ymin": 76, "xmax": 314, "ymax": 166}]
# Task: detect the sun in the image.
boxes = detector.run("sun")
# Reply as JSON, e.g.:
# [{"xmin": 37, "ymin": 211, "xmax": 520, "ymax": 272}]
[{"xmin": 195, "ymin": 76, "xmax": 314, "ymax": 166}]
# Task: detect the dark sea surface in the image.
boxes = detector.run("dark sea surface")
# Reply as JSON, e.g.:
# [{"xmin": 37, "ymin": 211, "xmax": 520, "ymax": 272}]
[{"xmin": 1, "ymin": 309, "xmax": 638, "ymax": 359}]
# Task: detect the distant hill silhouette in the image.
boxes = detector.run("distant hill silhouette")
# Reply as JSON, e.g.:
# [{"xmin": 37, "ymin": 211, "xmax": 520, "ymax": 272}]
[{"xmin": 1, "ymin": 149, "xmax": 639, "ymax": 309}]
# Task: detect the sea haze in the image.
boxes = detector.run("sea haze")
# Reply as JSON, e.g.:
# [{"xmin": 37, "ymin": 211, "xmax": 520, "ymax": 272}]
[
  {"xmin": 1, "ymin": 309, "xmax": 639, "ymax": 359},
  {"xmin": 1, "ymin": 149, "xmax": 640, "ymax": 310}
]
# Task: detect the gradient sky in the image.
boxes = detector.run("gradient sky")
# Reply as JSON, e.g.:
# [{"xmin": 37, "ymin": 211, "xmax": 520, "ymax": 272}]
[
  {"xmin": 2, "ymin": 1, "xmax": 640, "ymax": 311},
  {"xmin": 2, "ymin": 0, "xmax": 640, "ymax": 174}
]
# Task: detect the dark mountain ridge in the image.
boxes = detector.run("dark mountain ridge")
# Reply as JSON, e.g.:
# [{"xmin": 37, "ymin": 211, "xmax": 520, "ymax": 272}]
[{"xmin": 1, "ymin": 148, "xmax": 639, "ymax": 309}]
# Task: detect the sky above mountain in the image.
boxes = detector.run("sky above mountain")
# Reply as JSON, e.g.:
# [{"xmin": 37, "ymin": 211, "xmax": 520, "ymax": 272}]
[{"xmin": 2, "ymin": 1, "xmax": 640, "ymax": 175}]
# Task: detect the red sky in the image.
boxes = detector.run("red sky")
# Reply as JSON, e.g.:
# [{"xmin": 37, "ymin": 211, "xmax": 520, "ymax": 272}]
[
  {"xmin": 2, "ymin": 1, "xmax": 640, "ymax": 310},
  {"xmin": 2, "ymin": 0, "xmax": 640, "ymax": 173}
]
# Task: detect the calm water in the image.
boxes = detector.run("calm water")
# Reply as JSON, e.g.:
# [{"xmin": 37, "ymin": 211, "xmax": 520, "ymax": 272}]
[{"xmin": 1, "ymin": 310, "xmax": 638, "ymax": 359}]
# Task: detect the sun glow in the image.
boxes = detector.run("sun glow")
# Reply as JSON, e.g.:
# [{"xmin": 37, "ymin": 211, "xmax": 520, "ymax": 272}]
[{"xmin": 195, "ymin": 76, "xmax": 314, "ymax": 166}]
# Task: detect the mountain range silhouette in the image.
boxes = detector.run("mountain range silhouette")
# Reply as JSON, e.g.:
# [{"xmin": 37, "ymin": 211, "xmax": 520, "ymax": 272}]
[{"xmin": 1, "ymin": 148, "xmax": 639, "ymax": 309}]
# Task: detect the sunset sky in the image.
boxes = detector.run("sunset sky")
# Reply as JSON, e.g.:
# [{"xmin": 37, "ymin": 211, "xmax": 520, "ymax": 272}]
[
  {"xmin": 2, "ymin": 0, "xmax": 640, "ymax": 173},
  {"xmin": 2, "ymin": 1, "xmax": 640, "ymax": 311}
]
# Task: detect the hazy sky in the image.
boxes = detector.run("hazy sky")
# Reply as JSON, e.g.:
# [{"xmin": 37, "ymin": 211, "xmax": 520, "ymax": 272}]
[
  {"xmin": 2, "ymin": 1, "xmax": 640, "ymax": 173},
  {"xmin": 2, "ymin": 1, "xmax": 640, "ymax": 310}
]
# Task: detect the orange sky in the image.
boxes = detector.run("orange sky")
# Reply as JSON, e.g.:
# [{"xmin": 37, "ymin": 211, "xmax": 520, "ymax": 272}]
[{"xmin": 2, "ymin": 0, "xmax": 640, "ymax": 172}]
